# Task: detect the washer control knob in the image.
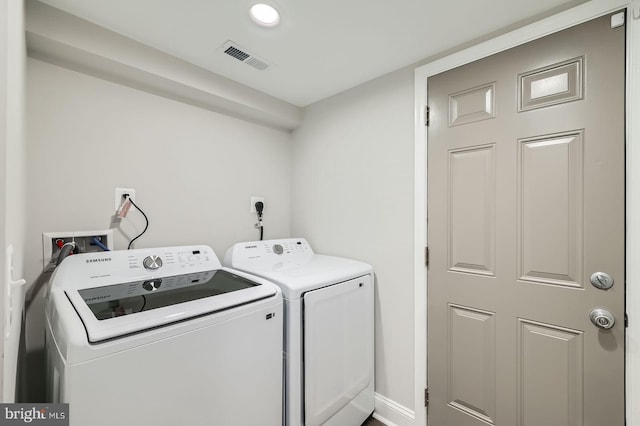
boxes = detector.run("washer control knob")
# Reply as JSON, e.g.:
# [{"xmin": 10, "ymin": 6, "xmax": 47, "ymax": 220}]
[
  {"xmin": 273, "ymin": 244, "xmax": 284, "ymax": 255},
  {"xmin": 143, "ymin": 255, "xmax": 163, "ymax": 270},
  {"xmin": 142, "ymin": 279, "xmax": 162, "ymax": 292}
]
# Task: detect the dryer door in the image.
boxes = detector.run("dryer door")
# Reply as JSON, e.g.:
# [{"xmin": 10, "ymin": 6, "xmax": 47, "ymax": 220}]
[{"xmin": 303, "ymin": 275, "xmax": 373, "ymax": 426}]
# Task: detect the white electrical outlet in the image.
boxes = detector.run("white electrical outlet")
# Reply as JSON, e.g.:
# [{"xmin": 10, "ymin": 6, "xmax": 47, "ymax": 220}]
[
  {"xmin": 250, "ymin": 196, "xmax": 265, "ymax": 213},
  {"xmin": 115, "ymin": 188, "xmax": 136, "ymax": 211}
]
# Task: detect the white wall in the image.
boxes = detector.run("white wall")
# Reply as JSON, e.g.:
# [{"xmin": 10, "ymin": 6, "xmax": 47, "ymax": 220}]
[
  {"xmin": 0, "ymin": 0, "xmax": 27, "ymax": 402},
  {"xmin": 291, "ymin": 66, "xmax": 416, "ymax": 416},
  {"xmin": 24, "ymin": 58, "xmax": 292, "ymax": 400},
  {"xmin": 25, "ymin": 49, "xmax": 418, "ymax": 411},
  {"xmin": 3, "ymin": 0, "xmax": 27, "ymax": 275}
]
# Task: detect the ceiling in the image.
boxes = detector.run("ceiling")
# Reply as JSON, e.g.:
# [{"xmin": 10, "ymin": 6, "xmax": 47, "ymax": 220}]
[{"xmin": 37, "ymin": 0, "xmax": 585, "ymax": 107}]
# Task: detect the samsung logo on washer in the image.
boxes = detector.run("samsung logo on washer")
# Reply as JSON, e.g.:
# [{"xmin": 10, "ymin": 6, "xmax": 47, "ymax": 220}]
[
  {"xmin": 1, "ymin": 404, "xmax": 68, "ymax": 425},
  {"xmin": 85, "ymin": 257, "xmax": 112, "ymax": 264}
]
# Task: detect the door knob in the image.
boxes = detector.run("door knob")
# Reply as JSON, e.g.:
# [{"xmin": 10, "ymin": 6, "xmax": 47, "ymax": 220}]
[{"xmin": 590, "ymin": 308, "xmax": 615, "ymax": 330}]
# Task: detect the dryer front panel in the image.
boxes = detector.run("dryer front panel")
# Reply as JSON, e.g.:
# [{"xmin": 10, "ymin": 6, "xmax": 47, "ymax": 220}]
[{"xmin": 302, "ymin": 275, "xmax": 374, "ymax": 426}]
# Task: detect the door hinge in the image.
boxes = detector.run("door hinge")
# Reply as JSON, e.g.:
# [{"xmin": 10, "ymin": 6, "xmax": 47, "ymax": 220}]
[
  {"xmin": 625, "ymin": 312, "xmax": 629, "ymax": 328},
  {"xmin": 424, "ymin": 106, "xmax": 430, "ymax": 126},
  {"xmin": 424, "ymin": 387, "xmax": 430, "ymax": 408},
  {"xmin": 425, "ymin": 246, "xmax": 430, "ymax": 268}
]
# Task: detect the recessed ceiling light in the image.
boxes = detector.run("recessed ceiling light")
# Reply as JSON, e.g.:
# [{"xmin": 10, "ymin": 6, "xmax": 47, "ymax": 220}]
[{"xmin": 249, "ymin": 4, "xmax": 280, "ymax": 27}]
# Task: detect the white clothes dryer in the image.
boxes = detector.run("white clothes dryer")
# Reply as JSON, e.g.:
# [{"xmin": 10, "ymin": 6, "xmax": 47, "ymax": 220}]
[
  {"xmin": 224, "ymin": 238, "xmax": 374, "ymax": 426},
  {"xmin": 46, "ymin": 245, "xmax": 283, "ymax": 426}
]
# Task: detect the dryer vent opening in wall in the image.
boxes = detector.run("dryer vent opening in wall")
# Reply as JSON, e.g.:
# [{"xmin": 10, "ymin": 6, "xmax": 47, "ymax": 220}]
[{"xmin": 221, "ymin": 41, "xmax": 270, "ymax": 71}]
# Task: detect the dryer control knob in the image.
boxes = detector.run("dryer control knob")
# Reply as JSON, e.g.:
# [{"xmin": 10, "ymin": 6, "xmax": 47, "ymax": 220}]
[{"xmin": 143, "ymin": 255, "xmax": 163, "ymax": 270}]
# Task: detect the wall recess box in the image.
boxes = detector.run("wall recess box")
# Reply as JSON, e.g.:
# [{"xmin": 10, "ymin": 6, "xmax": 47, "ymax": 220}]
[{"xmin": 42, "ymin": 229, "xmax": 114, "ymax": 271}]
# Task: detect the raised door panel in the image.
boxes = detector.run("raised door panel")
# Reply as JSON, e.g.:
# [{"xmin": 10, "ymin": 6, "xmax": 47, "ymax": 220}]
[
  {"xmin": 517, "ymin": 320, "xmax": 583, "ymax": 426},
  {"xmin": 448, "ymin": 145, "xmax": 496, "ymax": 276},
  {"xmin": 448, "ymin": 305, "xmax": 496, "ymax": 424},
  {"xmin": 449, "ymin": 83, "xmax": 496, "ymax": 126},
  {"xmin": 518, "ymin": 57, "xmax": 584, "ymax": 111},
  {"xmin": 517, "ymin": 132, "xmax": 583, "ymax": 287}
]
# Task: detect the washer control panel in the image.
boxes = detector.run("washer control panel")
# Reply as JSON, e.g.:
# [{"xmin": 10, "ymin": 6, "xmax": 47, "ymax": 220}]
[
  {"xmin": 124, "ymin": 246, "xmax": 218, "ymax": 273},
  {"xmin": 53, "ymin": 245, "xmax": 222, "ymax": 292}
]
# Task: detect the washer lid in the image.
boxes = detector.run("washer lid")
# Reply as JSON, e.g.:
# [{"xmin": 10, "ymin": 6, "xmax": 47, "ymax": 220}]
[{"xmin": 66, "ymin": 268, "xmax": 277, "ymax": 343}]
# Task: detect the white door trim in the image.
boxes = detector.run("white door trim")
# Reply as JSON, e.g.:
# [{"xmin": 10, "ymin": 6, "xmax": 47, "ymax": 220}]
[{"xmin": 413, "ymin": 0, "xmax": 639, "ymax": 424}]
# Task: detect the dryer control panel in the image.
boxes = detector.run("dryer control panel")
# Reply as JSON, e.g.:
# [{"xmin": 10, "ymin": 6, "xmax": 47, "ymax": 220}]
[{"xmin": 224, "ymin": 238, "xmax": 314, "ymax": 269}]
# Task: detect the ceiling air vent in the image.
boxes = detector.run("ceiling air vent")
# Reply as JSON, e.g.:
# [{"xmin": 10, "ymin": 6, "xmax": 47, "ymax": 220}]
[{"xmin": 221, "ymin": 41, "xmax": 270, "ymax": 71}]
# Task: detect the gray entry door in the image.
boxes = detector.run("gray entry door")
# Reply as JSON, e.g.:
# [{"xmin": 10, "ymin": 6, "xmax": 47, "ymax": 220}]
[{"xmin": 427, "ymin": 12, "xmax": 625, "ymax": 426}]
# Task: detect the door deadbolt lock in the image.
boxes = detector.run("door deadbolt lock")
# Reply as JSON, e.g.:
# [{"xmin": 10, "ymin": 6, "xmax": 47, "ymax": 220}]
[
  {"xmin": 590, "ymin": 308, "xmax": 615, "ymax": 330},
  {"xmin": 590, "ymin": 272, "xmax": 614, "ymax": 290}
]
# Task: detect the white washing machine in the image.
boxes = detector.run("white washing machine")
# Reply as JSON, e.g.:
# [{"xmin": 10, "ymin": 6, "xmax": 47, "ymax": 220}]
[
  {"xmin": 45, "ymin": 245, "xmax": 283, "ymax": 426},
  {"xmin": 224, "ymin": 238, "xmax": 374, "ymax": 426}
]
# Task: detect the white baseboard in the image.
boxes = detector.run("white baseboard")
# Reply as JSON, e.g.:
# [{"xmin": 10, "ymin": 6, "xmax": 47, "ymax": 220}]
[{"xmin": 373, "ymin": 393, "xmax": 416, "ymax": 426}]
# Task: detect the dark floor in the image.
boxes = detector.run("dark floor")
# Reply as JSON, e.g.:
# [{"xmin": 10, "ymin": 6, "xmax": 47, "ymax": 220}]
[{"xmin": 361, "ymin": 415, "xmax": 385, "ymax": 426}]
